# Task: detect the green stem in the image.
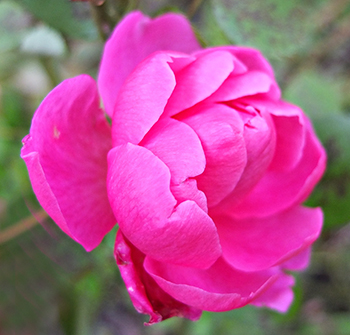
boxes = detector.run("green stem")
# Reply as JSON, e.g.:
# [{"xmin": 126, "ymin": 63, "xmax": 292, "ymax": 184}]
[
  {"xmin": 188, "ymin": 0, "xmax": 204, "ymax": 18},
  {"xmin": 89, "ymin": 1, "xmax": 112, "ymax": 41},
  {"xmin": 39, "ymin": 56, "xmax": 61, "ymax": 88}
]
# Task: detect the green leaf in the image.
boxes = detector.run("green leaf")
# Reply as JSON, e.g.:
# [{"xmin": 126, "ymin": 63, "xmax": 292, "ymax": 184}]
[
  {"xmin": 211, "ymin": 0, "xmax": 328, "ymax": 59},
  {"xmin": 14, "ymin": 0, "xmax": 98, "ymax": 40},
  {"xmin": 194, "ymin": 1, "xmax": 231, "ymax": 47},
  {"xmin": 284, "ymin": 70, "xmax": 343, "ymax": 118}
]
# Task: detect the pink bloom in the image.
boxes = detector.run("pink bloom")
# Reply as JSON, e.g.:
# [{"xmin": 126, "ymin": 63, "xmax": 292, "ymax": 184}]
[{"xmin": 21, "ymin": 11, "xmax": 326, "ymax": 324}]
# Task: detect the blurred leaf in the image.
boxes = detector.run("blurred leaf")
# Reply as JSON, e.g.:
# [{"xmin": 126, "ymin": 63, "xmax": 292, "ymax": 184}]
[
  {"xmin": 334, "ymin": 313, "xmax": 350, "ymax": 335},
  {"xmin": 188, "ymin": 306, "xmax": 262, "ymax": 335},
  {"xmin": 0, "ymin": 1, "xmax": 29, "ymax": 79},
  {"xmin": 0, "ymin": 51, "xmax": 23, "ymax": 80},
  {"xmin": 0, "ymin": 87, "xmax": 31, "ymax": 201},
  {"xmin": 284, "ymin": 70, "xmax": 343, "ymax": 117},
  {"xmin": 0, "ymin": 208, "xmax": 95, "ymax": 333},
  {"xmin": 21, "ymin": 25, "xmax": 67, "ymax": 57},
  {"xmin": 1, "ymin": 86, "xmax": 29, "ymax": 128},
  {"xmin": 0, "ymin": 1, "xmax": 30, "ymax": 53},
  {"xmin": 194, "ymin": 0, "xmax": 231, "ymax": 47},
  {"xmin": 75, "ymin": 272, "xmax": 103, "ymax": 335},
  {"xmin": 211, "ymin": 0, "xmax": 328, "ymax": 59},
  {"xmin": 14, "ymin": 0, "xmax": 98, "ymax": 40}
]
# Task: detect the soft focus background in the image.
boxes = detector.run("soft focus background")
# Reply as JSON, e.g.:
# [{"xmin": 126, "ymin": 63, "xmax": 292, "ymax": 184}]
[{"xmin": 1, "ymin": 0, "xmax": 350, "ymax": 334}]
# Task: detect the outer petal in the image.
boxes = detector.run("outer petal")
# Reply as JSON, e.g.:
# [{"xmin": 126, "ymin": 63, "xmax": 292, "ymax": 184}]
[
  {"xmin": 268, "ymin": 114, "xmax": 305, "ymax": 171},
  {"xmin": 206, "ymin": 46, "xmax": 281, "ymax": 100},
  {"xmin": 282, "ymin": 247, "xmax": 311, "ymax": 271},
  {"xmin": 21, "ymin": 75, "xmax": 115, "ymax": 251},
  {"xmin": 242, "ymin": 98, "xmax": 306, "ymax": 171},
  {"xmin": 178, "ymin": 104, "xmax": 247, "ymax": 207},
  {"xmin": 227, "ymin": 47, "xmax": 275, "ymax": 78},
  {"xmin": 193, "ymin": 47, "xmax": 248, "ymax": 75},
  {"xmin": 107, "ymin": 144, "xmax": 221, "ymax": 268},
  {"xmin": 252, "ymin": 273, "xmax": 295, "ymax": 312},
  {"xmin": 215, "ymin": 206, "xmax": 323, "ymax": 272},
  {"xmin": 164, "ymin": 51, "xmax": 234, "ymax": 116},
  {"xmin": 206, "ymin": 71, "xmax": 274, "ymax": 103},
  {"xmin": 144, "ymin": 256, "xmax": 278, "ymax": 312},
  {"xmin": 232, "ymin": 125, "xmax": 326, "ymax": 218},
  {"xmin": 112, "ymin": 52, "xmax": 176, "ymax": 146},
  {"xmin": 115, "ymin": 231, "xmax": 202, "ymax": 325},
  {"xmin": 98, "ymin": 11, "xmax": 201, "ymax": 116}
]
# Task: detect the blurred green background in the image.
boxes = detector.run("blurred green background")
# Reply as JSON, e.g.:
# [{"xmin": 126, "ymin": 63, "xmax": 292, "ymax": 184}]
[{"xmin": 1, "ymin": 0, "xmax": 350, "ymax": 334}]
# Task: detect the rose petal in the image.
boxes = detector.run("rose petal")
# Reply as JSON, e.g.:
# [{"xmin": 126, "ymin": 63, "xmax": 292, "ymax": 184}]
[
  {"xmin": 193, "ymin": 47, "xmax": 248, "ymax": 75},
  {"xmin": 206, "ymin": 71, "xmax": 273, "ymax": 103},
  {"xmin": 212, "ymin": 106, "xmax": 276, "ymax": 210},
  {"xmin": 141, "ymin": 118, "xmax": 206, "ymax": 184},
  {"xmin": 165, "ymin": 51, "xmax": 234, "ymax": 116},
  {"xmin": 107, "ymin": 144, "xmax": 221, "ymax": 268},
  {"xmin": 21, "ymin": 75, "xmax": 115, "ymax": 251},
  {"xmin": 98, "ymin": 11, "xmax": 200, "ymax": 116},
  {"xmin": 144, "ymin": 256, "xmax": 278, "ymax": 312},
  {"xmin": 111, "ymin": 52, "xmax": 176, "ymax": 146},
  {"xmin": 269, "ymin": 114, "xmax": 306, "ymax": 171},
  {"xmin": 282, "ymin": 247, "xmax": 311, "ymax": 271},
  {"xmin": 178, "ymin": 103, "xmax": 247, "ymax": 207},
  {"xmin": 252, "ymin": 273, "xmax": 295, "ymax": 312},
  {"xmin": 170, "ymin": 179, "xmax": 208, "ymax": 213},
  {"xmin": 225, "ymin": 46, "xmax": 281, "ymax": 99},
  {"xmin": 231, "ymin": 126, "xmax": 326, "ymax": 218},
  {"xmin": 115, "ymin": 231, "xmax": 202, "ymax": 325},
  {"xmin": 242, "ymin": 98, "xmax": 307, "ymax": 171},
  {"xmin": 228, "ymin": 47, "xmax": 275, "ymax": 77},
  {"xmin": 215, "ymin": 206, "xmax": 323, "ymax": 272},
  {"xmin": 247, "ymin": 98, "xmax": 305, "ymax": 117}
]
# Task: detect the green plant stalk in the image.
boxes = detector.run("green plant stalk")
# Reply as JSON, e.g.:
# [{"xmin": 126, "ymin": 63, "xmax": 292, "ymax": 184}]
[{"xmin": 39, "ymin": 56, "xmax": 61, "ymax": 88}]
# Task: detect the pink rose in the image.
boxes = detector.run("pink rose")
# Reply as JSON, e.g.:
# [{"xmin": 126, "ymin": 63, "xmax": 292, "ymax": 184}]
[{"xmin": 21, "ymin": 11, "xmax": 326, "ymax": 324}]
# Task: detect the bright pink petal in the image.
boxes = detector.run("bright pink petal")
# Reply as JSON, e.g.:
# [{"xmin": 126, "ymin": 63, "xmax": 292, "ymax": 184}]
[
  {"xmin": 165, "ymin": 51, "xmax": 234, "ymax": 116},
  {"xmin": 115, "ymin": 231, "xmax": 202, "ymax": 325},
  {"xmin": 235, "ymin": 107, "xmax": 275, "ymax": 194},
  {"xmin": 144, "ymin": 256, "xmax": 278, "ymax": 312},
  {"xmin": 242, "ymin": 98, "xmax": 307, "ymax": 171},
  {"xmin": 213, "ymin": 106, "xmax": 276, "ymax": 211},
  {"xmin": 107, "ymin": 144, "xmax": 221, "ymax": 268},
  {"xmin": 231, "ymin": 126, "xmax": 326, "ymax": 218},
  {"xmin": 140, "ymin": 118, "xmax": 206, "ymax": 184},
  {"xmin": 268, "ymin": 114, "xmax": 306, "ymax": 171},
  {"xmin": 178, "ymin": 104, "xmax": 247, "ymax": 207},
  {"xmin": 243, "ymin": 97, "xmax": 304, "ymax": 118},
  {"xmin": 111, "ymin": 52, "xmax": 176, "ymax": 146},
  {"xmin": 193, "ymin": 48, "xmax": 248, "ymax": 75},
  {"xmin": 282, "ymin": 247, "xmax": 311, "ymax": 271},
  {"xmin": 225, "ymin": 46, "xmax": 281, "ymax": 99},
  {"xmin": 252, "ymin": 273, "xmax": 295, "ymax": 312},
  {"xmin": 170, "ymin": 179, "xmax": 208, "ymax": 213},
  {"xmin": 215, "ymin": 206, "xmax": 323, "ymax": 272},
  {"xmin": 21, "ymin": 75, "xmax": 115, "ymax": 251},
  {"xmin": 98, "ymin": 11, "xmax": 200, "ymax": 116},
  {"xmin": 206, "ymin": 71, "xmax": 273, "ymax": 103},
  {"xmin": 225, "ymin": 47, "xmax": 275, "ymax": 78}
]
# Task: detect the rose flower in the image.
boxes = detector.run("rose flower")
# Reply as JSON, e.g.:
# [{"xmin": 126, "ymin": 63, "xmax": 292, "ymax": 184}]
[{"xmin": 21, "ymin": 11, "xmax": 326, "ymax": 324}]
